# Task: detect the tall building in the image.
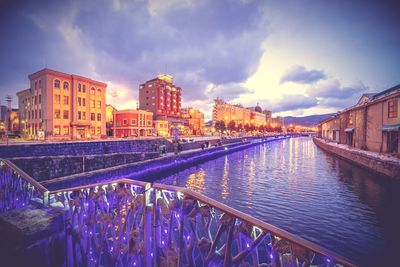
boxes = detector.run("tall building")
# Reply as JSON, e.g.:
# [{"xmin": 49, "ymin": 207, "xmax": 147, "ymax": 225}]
[
  {"xmin": 115, "ymin": 109, "xmax": 154, "ymax": 137},
  {"xmin": 139, "ymin": 74, "xmax": 182, "ymax": 120},
  {"xmin": 263, "ymin": 110, "xmax": 272, "ymax": 124},
  {"xmin": 17, "ymin": 68, "xmax": 107, "ymax": 139},
  {"xmin": 212, "ymin": 98, "xmax": 251, "ymax": 126}
]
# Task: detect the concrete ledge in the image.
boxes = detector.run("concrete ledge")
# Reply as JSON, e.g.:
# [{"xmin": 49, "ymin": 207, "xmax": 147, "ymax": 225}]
[{"xmin": 313, "ymin": 137, "xmax": 400, "ymax": 180}]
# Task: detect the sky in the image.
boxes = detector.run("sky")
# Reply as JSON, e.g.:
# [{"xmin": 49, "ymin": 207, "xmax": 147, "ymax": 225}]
[{"xmin": 0, "ymin": 0, "xmax": 399, "ymax": 120}]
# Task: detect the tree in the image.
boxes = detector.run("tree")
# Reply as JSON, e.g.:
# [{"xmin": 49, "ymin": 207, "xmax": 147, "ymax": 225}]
[
  {"xmin": 237, "ymin": 123, "xmax": 243, "ymax": 131},
  {"xmin": 215, "ymin": 120, "xmax": 226, "ymax": 133},
  {"xmin": 244, "ymin": 123, "xmax": 250, "ymax": 132},
  {"xmin": 227, "ymin": 120, "xmax": 236, "ymax": 132}
]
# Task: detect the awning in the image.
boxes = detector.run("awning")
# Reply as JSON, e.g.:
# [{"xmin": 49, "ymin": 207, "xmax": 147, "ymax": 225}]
[
  {"xmin": 344, "ymin": 128, "xmax": 354, "ymax": 132},
  {"xmin": 381, "ymin": 124, "xmax": 400, "ymax": 131}
]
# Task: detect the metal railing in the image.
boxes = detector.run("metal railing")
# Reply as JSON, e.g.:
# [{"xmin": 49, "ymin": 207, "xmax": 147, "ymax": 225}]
[{"xmin": 0, "ymin": 159, "xmax": 48, "ymax": 212}]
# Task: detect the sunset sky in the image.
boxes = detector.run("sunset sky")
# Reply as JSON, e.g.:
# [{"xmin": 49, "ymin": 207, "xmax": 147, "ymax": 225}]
[{"xmin": 1, "ymin": 0, "xmax": 399, "ymax": 119}]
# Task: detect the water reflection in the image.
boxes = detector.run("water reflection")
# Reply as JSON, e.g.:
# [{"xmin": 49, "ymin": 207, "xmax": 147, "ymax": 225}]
[{"xmin": 158, "ymin": 137, "xmax": 400, "ymax": 267}]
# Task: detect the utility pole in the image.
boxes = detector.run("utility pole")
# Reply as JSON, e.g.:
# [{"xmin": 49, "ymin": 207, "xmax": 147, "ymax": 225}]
[
  {"xmin": 111, "ymin": 90, "xmax": 118, "ymax": 138},
  {"xmin": 5, "ymin": 95, "xmax": 12, "ymax": 146}
]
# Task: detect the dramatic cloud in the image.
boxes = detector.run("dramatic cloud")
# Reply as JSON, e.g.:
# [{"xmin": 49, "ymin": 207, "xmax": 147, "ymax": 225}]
[
  {"xmin": 260, "ymin": 94, "xmax": 318, "ymax": 113},
  {"xmin": 280, "ymin": 65, "xmax": 326, "ymax": 84}
]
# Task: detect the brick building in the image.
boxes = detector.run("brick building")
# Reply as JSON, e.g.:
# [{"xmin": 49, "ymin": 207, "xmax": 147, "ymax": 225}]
[
  {"xmin": 17, "ymin": 68, "xmax": 107, "ymax": 139},
  {"xmin": 139, "ymin": 74, "xmax": 182, "ymax": 120},
  {"xmin": 319, "ymin": 84, "xmax": 400, "ymax": 154},
  {"xmin": 115, "ymin": 109, "xmax": 154, "ymax": 137}
]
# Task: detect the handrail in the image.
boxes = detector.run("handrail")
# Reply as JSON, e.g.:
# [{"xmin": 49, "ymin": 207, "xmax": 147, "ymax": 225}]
[
  {"xmin": 153, "ymin": 182, "xmax": 356, "ymax": 267},
  {"xmin": 1, "ymin": 159, "xmax": 48, "ymax": 194}
]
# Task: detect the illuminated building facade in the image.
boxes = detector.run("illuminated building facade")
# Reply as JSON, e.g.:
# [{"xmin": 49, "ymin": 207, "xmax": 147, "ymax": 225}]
[
  {"xmin": 139, "ymin": 74, "xmax": 182, "ymax": 119},
  {"xmin": 115, "ymin": 109, "xmax": 154, "ymax": 137},
  {"xmin": 212, "ymin": 98, "xmax": 251, "ymax": 126},
  {"xmin": 17, "ymin": 68, "xmax": 107, "ymax": 139},
  {"xmin": 154, "ymin": 120, "xmax": 169, "ymax": 137},
  {"xmin": 181, "ymin": 107, "xmax": 205, "ymax": 135}
]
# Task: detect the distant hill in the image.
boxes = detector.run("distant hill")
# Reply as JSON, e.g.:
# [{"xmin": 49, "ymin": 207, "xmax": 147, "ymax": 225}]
[{"xmin": 284, "ymin": 113, "xmax": 335, "ymax": 127}]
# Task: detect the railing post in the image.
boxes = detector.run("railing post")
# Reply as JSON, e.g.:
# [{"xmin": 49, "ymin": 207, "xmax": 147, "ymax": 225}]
[
  {"xmin": 43, "ymin": 191, "xmax": 49, "ymax": 207},
  {"xmin": 144, "ymin": 183, "xmax": 153, "ymax": 267}
]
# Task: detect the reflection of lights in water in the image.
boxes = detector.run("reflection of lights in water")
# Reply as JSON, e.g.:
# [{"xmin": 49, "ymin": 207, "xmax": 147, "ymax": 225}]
[
  {"xmin": 185, "ymin": 168, "xmax": 206, "ymax": 193},
  {"xmin": 221, "ymin": 156, "xmax": 230, "ymax": 199}
]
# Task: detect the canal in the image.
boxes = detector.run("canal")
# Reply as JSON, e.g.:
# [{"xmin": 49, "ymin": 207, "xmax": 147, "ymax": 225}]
[{"xmin": 155, "ymin": 137, "xmax": 400, "ymax": 267}]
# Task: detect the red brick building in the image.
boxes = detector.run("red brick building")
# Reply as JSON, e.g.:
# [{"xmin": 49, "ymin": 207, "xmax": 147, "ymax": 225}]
[
  {"xmin": 115, "ymin": 109, "xmax": 154, "ymax": 137},
  {"xmin": 139, "ymin": 74, "xmax": 182, "ymax": 119}
]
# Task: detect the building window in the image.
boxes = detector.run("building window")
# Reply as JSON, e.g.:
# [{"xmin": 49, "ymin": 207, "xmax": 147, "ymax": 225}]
[
  {"xmin": 34, "ymin": 81, "xmax": 37, "ymax": 90},
  {"xmin": 39, "ymin": 110, "xmax": 41, "ymax": 119},
  {"xmin": 35, "ymin": 96, "xmax": 37, "ymax": 104},
  {"xmin": 147, "ymin": 120, "xmax": 152, "ymax": 126},
  {"xmin": 388, "ymin": 100, "xmax": 398, "ymax": 118},
  {"xmin": 131, "ymin": 119, "xmax": 136, "ymax": 125},
  {"xmin": 82, "ymin": 84, "xmax": 86, "ymax": 93},
  {"xmin": 78, "ymin": 84, "xmax": 81, "ymax": 92},
  {"xmin": 348, "ymin": 113, "xmax": 353, "ymax": 124},
  {"xmin": 54, "ymin": 110, "xmax": 61, "ymax": 119},
  {"xmin": 97, "ymin": 89, "xmax": 101, "ymax": 96},
  {"xmin": 38, "ymin": 95, "xmax": 41, "ymax": 104},
  {"xmin": 39, "ymin": 80, "xmax": 41, "ymax": 88},
  {"xmin": 55, "ymin": 94, "xmax": 61, "ymax": 104},
  {"xmin": 54, "ymin": 126, "xmax": 60, "ymax": 135},
  {"xmin": 78, "ymin": 111, "xmax": 82, "ymax": 120},
  {"xmin": 82, "ymin": 98, "xmax": 86, "ymax": 106},
  {"xmin": 90, "ymin": 100, "xmax": 95, "ymax": 108},
  {"xmin": 97, "ymin": 101, "xmax": 101, "ymax": 109},
  {"xmin": 63, "ymin": 110, "xmax": 69, "ymax": 119},
  {"xmin": 34, "ymin": 110, "xmax": 37, "ymax": 119},
  {"xmin": 82, "ymin": 112, "xmax": 86, "ymax": 120},
  {"xmin": 123, "ymin": 119, "xmax": 127, "ymax": 125},
  {"xmin": 63, "ymin": 82, "xmax": 69, "ymax": 90},
  {"xmin": 90, "ymin": 127, "xmax": 95, "ymax": 135},
  {"xmin": 97, "ymin": 113, "xmax": 101, "ymax": 121},
  {"xmin": 63, "ymin": 127, "xmax": 69, "ymax": 135},
  {"xmin": 63, "ymin": 96, "xmax": 69, "ymax": 105},
  {"xmin": 78, "ymin": 97, "xmax": 82, "ymax": 106},
  {"xmin": 91, "ymin": 113, "xmax": 95, "ymax": 121},
  {"xmin": 91, "ymin": 88, "xmax": 95, "ymax": 95},
  {"xmin": 54, "ymin": 80, "xmax": 60, "ymax": 88},
  {"xmin": 96, "ymin": 127, "xmax": 101, "ymax": 135}
]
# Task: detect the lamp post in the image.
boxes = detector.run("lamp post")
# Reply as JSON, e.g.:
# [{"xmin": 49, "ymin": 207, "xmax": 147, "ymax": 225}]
[
  {"xmin": 111, "ymin": 90, "xmax": 118, "ymax": 138},
  {"xmin": 5, "ymin": 95, "xmax": 12, "ymax": 146}
]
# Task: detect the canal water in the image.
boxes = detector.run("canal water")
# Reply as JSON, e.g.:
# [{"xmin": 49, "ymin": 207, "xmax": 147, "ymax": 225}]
[{"xmin": 156, "ymin": 137, "xmax": 400, "ymax": 267}]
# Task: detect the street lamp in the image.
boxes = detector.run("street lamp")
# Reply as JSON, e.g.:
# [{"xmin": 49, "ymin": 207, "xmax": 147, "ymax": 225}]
[
  {"xmin": 5, "ymin": 95, "xmax": 12, "ymax": 145},
  {"xmin": 111, "ymin": 90, "xmax": 118, "ymax": 138}
]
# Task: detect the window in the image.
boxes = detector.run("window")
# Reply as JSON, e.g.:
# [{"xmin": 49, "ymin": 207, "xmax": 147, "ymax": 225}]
[
  {"xmin": 97, "ymin": 89, "xmax": 101, "ymax": 96},
  {"xmin": 78, "ymin": 97, "xmax": 82, "ymax": 106},
  {"xmin": 78, "ymin": 111, "xmax": 82, "ymax": 120},
  {"xmin": 82, "ymin": 85, "xmax": 86, "ymax": 93},
  {"xmin": 123, "ymin": 119, "xmax": 127, "ymax": 125},
  {"xmin": 91, "ymin": 88, "xmax": 95, "ymax": 95},
  {"xmin": 147, "ymin": 120, "xmax": 152, "ymax": 126},
  {"xmin": 78, "ymin": 84, "xmax": 81, "ymax": 92},
  {"xmin": 131, "ymin": 119, "xmax": 136, "ymax": 125},
  {"xmin": 96, "ymin": 127, "xmax": 101, "ymax": 135},
  {"xmin": 63, "ymin": 110, "xmax": 69, "ymax": 119},
  {"xmin": 54, "ymin": 109, "xmax": 61, "ymax": 119},
  {"xmin": 54, "ymin": 80, "xmax": 60, "ymax": 88},
  {"xmin": 34, "ymin": 81, "xmax": 37, "ymax": 90},
  {"xmin": 82, "ymin": 98, "xmax": 86, "ymax": 106},
  {"xmin": 55, "ymin": 95, "xmax": 61, "ymax": 104},
  {"xmin": 38, "ymin": 95, "xmax": 42, "ymax": 104},
  {"xmin": 82, "ymin": 112, "xmax": 86, "ymax": 120},
  {"xmin": 63, "ymin": 126, "xmax": 69, "ymax": 135},
  {"xmin": 91, "ymin": 113, "xmax": 95, "ymax": 121},
  {"xmin": 34, "ymin": 110, "xmax": 37, "ymax": 119},
  {"xmin": 97, "ymin": 101, "xmax": 101, "ymax": 109},
  {"xmin": 90, "ymin": 100, "xmax": 95, "ymax": 108},
  {"xmin": 54, "ymin": 126, "xmax": 60, "ymax": 135},
  {"xmin": 90, "ymin": 127, "xmax": 95, "ymax": 135},
  {"xmin": 39, "ymin": 80, "xmax": 42, "ymax": 88},
  {"xmin": 63, "ymin": 82, "xmax": 69, "ymax": 90},
  {"xmin": 63, "ymin": 96, "xmax": 69, "ymax": 105},
  {"xmin": 97, "ymin": 113, "xmax": 101, "ymax": 121},
  {"xmin": 35, "ymin": 96, "xmax": 37, "ymax": 104},
  {"xmin": 388, "ymin": 100, "xmax": 398, "ymax": 118},
  {"xmin": 39, "ymin": 110, "xmax": 41, "ymax": 119},
  {"xmin": 348, "ymin": 113, "xmax": 353, "ymax": 124}
]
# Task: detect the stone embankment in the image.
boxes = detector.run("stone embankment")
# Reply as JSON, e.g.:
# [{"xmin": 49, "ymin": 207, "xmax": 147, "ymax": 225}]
[{"xmin": 313, "ymin": 137, "xmax": 400, "ymax": 180}]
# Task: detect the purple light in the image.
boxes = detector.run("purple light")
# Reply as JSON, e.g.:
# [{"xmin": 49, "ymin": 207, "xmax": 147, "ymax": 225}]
[
  {"xmin": 246, "ymin": 243, "xmax": 250, "ymax": 248},
  {"xmin": 162, "ymin": 240, "xmax": 165, "ymax": 245},
  {"xmin": 133, "ymin": 262, "xmax": 136, "ymax": 266},
  {"xmin": 164, "ymin": 229, "xmax": 167, "ymax": 234},
  {"xmin": 327, "ymin": 258, "xmax": 331, "ymax": 263},
  {"xmin": 187, "ymin": 235, "xmax": 190, "ymax": 240},
  {"xmin": 270, "ymin": 254, "xmax": 273, "ymax": 259},
  {"xmin": 151, "ymin": 252, "xmax": 154, "ymax": 257}
]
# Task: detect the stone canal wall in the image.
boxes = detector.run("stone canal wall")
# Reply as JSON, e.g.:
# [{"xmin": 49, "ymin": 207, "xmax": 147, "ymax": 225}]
[
  {"xmin": 0, "ymin": 138, "xmax": 173, "ymax": 158},
  {"xmin": 43, "ymin": 137, "xmax": 289, "ymax": 190},
  {"xmin": 313, "ymin": 137, "xmax": 400, "ymax": 180},
  {"xmin": 11, "ymin": 152, "xmax": 160, "ymax": 182}
]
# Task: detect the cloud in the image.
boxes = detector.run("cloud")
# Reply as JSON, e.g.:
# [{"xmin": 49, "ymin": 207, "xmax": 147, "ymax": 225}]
[
  {"xmin": 205, "ymin": 83, "xmax": 254, "ymax": 101},
  {"xmin": 260, "ymin": 94, "xmax": 318, "ymax": 112},
  {"xmin": 280, "ymin": 65, "xmax": 326, "ymax": 84},
  {"xmin": 306, "ymin": 79, "xmax": 366, "ymax": 99}
]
